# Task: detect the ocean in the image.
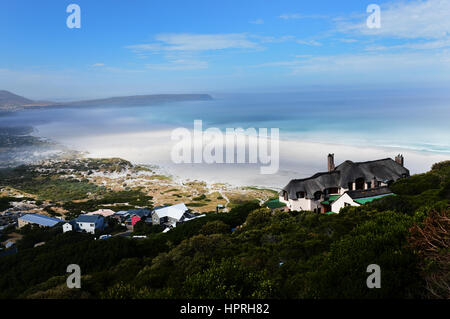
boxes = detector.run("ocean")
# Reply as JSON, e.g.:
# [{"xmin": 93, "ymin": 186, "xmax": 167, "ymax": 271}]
[{"xmin": 1, "ymin": 89, "xmax": 449, "ymax": 188}]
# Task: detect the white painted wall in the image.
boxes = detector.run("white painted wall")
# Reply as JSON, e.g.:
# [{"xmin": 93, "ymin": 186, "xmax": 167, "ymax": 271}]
[
  {"xmin": 331, "ymin": 193, "xmax": 360, "ymax": 213},
  {"xmin": 77, "ymin": 222, "xmax": 96, "ymax": 234},
  {"xmin": 76, "ymin": 219, "xmax": 104, "ymax": 234},
  {"xmin": 280, "ymin": 195, "xmax": 322, "ymax": 212},
  {"xmin": 63, "ymin": 223, "xmax": 73, "ymax": 233}
]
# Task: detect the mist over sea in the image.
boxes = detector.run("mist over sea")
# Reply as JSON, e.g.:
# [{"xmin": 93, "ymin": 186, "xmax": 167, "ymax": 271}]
[{"xmin": 1, "ymin": 88, "xmax": 449, "ymax": 188}]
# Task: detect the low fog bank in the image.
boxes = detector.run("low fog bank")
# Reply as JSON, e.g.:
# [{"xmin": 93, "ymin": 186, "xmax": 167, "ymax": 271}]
[{"xmin": 38, "ymin": 128, "xmax": 449, "ymax": 189}]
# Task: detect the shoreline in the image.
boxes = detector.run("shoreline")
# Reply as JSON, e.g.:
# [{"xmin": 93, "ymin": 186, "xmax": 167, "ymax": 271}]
[
  {"xmin": 2, "ymin": 121, "xmax": 449, "ymax": 189},
  {"xmin": 37, "ymin": 128, "xmax": 449, "ymax": 189}
]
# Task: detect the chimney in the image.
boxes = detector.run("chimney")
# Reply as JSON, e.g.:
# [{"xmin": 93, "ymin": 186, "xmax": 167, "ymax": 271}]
[
  {"xmin": 395, "ymin": 154, "xmax": 404, "ymax": 167},
  {"xmin": 372, "ymin": 176, "xmax": 377, "ymax": 188},
  {"xmin": 328, "ymin": 153, "xmax": 335, "ymax": 171}
]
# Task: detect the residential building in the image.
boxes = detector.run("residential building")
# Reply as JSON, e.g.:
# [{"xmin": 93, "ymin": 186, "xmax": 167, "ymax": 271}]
[
  {"xmin": 17, "ymin": 213, "xmax": 62, "ymax": 229},
  {"xmin": 280, "ymin": 154, "xmax": 409, "ymax": 213},
  {"xmin": 73, "ymin": 214, "xmax": 105, "ymax": 234},
  {"xmin": 128, "ymin": 209, "xmax": 151, "ymax": 218},
  {"xmin": 151, "ymin": 203, "xmax": 202, "ymax": 228},
  {"xmin": 124, "ymin": 209, "xmax": 151, "ymax": 231},
  {"xmin": 330, "ymin": 186, "xmax": 394, "ymax": 213},
  {"xmin": 62, "ymin": 220, "xmax": 77, "ymax": 233}
]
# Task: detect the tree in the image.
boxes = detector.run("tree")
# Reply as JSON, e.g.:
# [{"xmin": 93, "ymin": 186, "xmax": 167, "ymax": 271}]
[
  {"xmin": 408, "ymin": 209, "xmax": 450, "ymax": 299},
  {"xmin": 199, "ymin": 220, "xmax": 230, "ymax": 235},
  {"xmin": 305, "ymin": 211, "xmax": 423, "ymax": 298},
  {"xmin": 244, "ymin": 208, "xmax": 272, "ymax": 228},
  {"xmin": 182, "ymin": 258, "xmax": 273, "ymax": 299}
]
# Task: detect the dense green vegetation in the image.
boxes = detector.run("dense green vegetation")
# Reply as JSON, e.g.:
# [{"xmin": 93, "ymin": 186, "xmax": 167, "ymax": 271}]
[
  {"xmin": 0, "ymin": 161, "xmax": 448, "ymax": 299},
  {"xmin": 0, "ymin": 166, "xmax": 100, "ymax": 201},
  {"xmin": 62, "ymin": 190, "xmax": 153, "ymax": 218},
  {"xmin": 0, "ymin": 161, "xmax": 153, "ymax": 219}
]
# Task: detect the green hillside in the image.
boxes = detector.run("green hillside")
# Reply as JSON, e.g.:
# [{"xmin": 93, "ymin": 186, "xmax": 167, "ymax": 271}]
[{"xmin": 0, "ymin": 161, "xmax": 448, "ymax": 299}]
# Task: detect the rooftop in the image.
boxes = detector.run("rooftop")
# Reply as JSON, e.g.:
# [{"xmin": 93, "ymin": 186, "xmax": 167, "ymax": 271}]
[
  {"xmin": 153, "ymin": 203, "xmax": 188, "ymax": 220},
  {"xmin": 346, "ymin": 186, "xmax": 393, "ymax": 200},
  {"xmin": 353, "ymin": 193, "xmax": 394, "ymax": 205},
  {"xmin": 76, "ymin": 214, "xmax": 104, "ymax": 223},
  {"xmin": 19, "ymin": 214, "xmax": 61, "ymax": 227},
  {"xmin": 321, "ymin": 194, "xmax": 341, "ymax": 205},
  {"xmin": 86, "ymin": 209, "xmax": 115, "ymax": 217},
  {"xmin": 282, "ymin": 158, "xmax": 409, "ymax": 200}
]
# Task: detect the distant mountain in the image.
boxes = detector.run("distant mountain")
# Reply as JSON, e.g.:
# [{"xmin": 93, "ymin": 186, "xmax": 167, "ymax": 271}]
[
  {"xmin": 0, "ymin": 90, "xmax": 213, "ymax": 111},
  {"xmin": 61, "ymin": 94, "xmax": 213, "ymax": 107},
  {"xmin": 0, "ymin": 90, "xmax": 35, "ymax": 110}
]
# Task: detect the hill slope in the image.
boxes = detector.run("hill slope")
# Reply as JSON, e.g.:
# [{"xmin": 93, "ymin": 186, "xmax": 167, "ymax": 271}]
[
  {"xmin": 0, "ymin": 90, "xmax": 213, "ymax": 111},
  {"xmin": 61, "ymin": 93, "xmax": 213, "ymax": 107},
  {"xmin": 0, "ymin": 90, "xmax": 35, "ymax": 110},
  {"xmin": 0, "ymin": 161, "xmax": 448, "ymax": 299}
]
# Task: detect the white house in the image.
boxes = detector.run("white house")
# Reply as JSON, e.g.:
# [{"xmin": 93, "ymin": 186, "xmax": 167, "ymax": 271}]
[
  {"xmin": 151, "ymin": 203, "xmax": 202, "ymax": 228},
  {"xmin": 62, "ymin": 222, "xmax": 75, "ymax": 233},
  {"xmin": 331, "ymin": 187, "xmax": 394, "ymax": 213},
  {"xmin": 280, "ymin": 154, "xmax": 408, "ymax": 213},
  {"xmin": 73, "ymin": 215, "xmax": 105, "ymax": 234}
]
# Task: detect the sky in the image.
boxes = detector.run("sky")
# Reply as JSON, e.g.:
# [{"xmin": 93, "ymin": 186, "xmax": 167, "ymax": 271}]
[{"xmin": 1, "ymin": 0, "xmax": 450, "ymax": 99}]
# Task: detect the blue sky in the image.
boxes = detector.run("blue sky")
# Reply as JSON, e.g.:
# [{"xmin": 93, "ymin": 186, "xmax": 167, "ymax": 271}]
[{"xmin": 1, "ymin": 0, "xmax": 450, "ymax": 99}]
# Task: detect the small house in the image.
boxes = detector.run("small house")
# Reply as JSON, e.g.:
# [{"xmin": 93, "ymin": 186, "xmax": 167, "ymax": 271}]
[
  {"xmin": 74, "ymin": 215, "xmax": 105, "ymax": 234},
  {"xmin": 330, "ymin": 186, "xmax": 394, "ymax": 213},
  {"xmin": 62, "ymin": 220, "xmax": 78, "ymax": 233},
  {"xmin": 112, "ymin": 211, "xmax": 130, "ymax": 222},
  {"xmin": 151, "ymin": 203, "xmax": 202, "ymax": 228},
  {"xmin": 18, "ymin": 214, "xmax": 62, "ymax": 229}
]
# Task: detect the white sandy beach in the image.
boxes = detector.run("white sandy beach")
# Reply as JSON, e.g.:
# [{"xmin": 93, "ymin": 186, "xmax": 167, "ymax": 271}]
[{"xmin": 40, "ymin": 128, "xmax": 450, "ymax": 189}]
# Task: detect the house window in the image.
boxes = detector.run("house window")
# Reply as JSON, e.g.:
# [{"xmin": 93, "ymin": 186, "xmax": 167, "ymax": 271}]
[
  {"xmin": 90, "ymin": 223, "xmax": 94, "ymax": 227},
  {"xmin": 344, "ymin": 203, "xmax": 351, "ymax": 207},
  {"xmin": 296, "ymin": 191, "xmax": 305, "ymax": 199},
  {"xmin": 283, "ymin": 191, "xmax": 288, "ymax": 201},
  {"xmin": 348, "ymin": 182, "xmax": 353, "ymax": 191},
  {"xmin": 367, "ymin": 182, "xmax": 371, "ymax": 189},
  {"xmin": 313, "ymin": 191, "xmax": 322, "ymax": 201},
  {"xmin": 327, "ymin": 187, "xmax": 339, "ymax": 194},
  {"xmin": 355, "ymin": 178, "xmax": 365, "ymax": 190}
]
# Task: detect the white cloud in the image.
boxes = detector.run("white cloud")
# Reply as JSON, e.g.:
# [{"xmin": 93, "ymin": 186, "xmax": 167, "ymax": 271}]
[
  {"xmin": 279, "ymin": 13, "xmax": 327, "ymax": 20},
  {"xmin": 250, "ymin": 18, "xmax": 264, "ymax": 25},
  {"xmin": 250, "ymin": 35, "xmax": 295, "ymax": 43},
  {"xmin": 365, "ymin": 38, "xmax": 450, "ymax": 51},
  {"xmin": 337, "ymin": 38, "xmax": 358, "ymax": 43},
  {"xmin": 127, "ymin": 33, "xmax": 260, "ymax": 52},
  {"xmin": 146, "ymin": 59, "xmax": 208, "ymax": 71},
  {"xmin": 251, "ymin": 60, "xmax": 303, "ymax": 68},
  {"xmin": 91, "ymin": 63, "xmax": 105, "ymax": 67},
  {"xmin": 250, "ymin": 50, "xmax": 450, "ymax": 83},
  {"xmin": 279, "ymin": 13, "xmax": 302, "ymax": 20},
  {"xmin": 296, "ymin": 39, "xmax": 322, "ymax": 46},
  {"xmin": 289, "ymin": 51, "xmax": 450, "ymax": 74},
  {"xmin": 337, "ymin": 0, "xmax": 450, "ymax": 39}
]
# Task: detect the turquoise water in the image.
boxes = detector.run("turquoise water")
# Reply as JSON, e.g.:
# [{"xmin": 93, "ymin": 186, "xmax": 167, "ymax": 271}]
[
  {"xmin": 1, "ymin": 89, "xmax": 449, "ymax": 186},
  {"xmin": 2, "ymin": 89, "xmax": 449, "ymax": 154}
]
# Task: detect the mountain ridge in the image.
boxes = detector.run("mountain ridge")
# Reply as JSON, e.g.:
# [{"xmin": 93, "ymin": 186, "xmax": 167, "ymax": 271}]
[{"xmin": 0, "ymin": 90, "xmax": 213, "ymax": 111}]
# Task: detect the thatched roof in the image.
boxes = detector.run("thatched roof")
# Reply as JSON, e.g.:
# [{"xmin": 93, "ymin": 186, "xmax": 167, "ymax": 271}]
[
  {"xmin": 346, "ymin": 186, "xmax": 392, "ymax": 199},
  {"xmin": 281, "ymin": 158, "xmax": 409, "ymax": 200}
]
